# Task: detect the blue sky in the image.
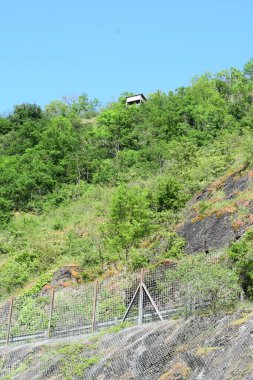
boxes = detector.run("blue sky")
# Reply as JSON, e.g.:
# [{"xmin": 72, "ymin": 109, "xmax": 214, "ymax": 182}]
[{"xmin": 1, "ymin": 0, "xmax": 253, "ymax": 113}]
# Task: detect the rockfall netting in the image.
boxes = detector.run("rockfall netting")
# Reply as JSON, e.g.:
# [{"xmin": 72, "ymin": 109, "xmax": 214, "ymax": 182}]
[
  {"xmin": 1, "ymin": 311, "xmax": 253, "ymax": 379},
  {"xmin": 0, "ymin": 254, "xmax": 251, "ymax": 379}
]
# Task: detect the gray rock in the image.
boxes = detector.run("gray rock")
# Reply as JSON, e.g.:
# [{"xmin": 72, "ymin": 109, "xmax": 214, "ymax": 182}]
[
  {"xmin": 223, "ymin": 174, "xmax": 252, "ymax": 200},
  {"xmin": 1, "ymin": 313, "xmax": 253, "ymax": 379},
  {"xmin": 177, "ymin": 171, "xmax": 253, "ymax": 254},
  {"xmin": 85, "ymin": 313, "xmax": 253, "ymax": 380},
  {"xmin": 178, "ymin": 213, "xmax": 236, "ymax": 253}
]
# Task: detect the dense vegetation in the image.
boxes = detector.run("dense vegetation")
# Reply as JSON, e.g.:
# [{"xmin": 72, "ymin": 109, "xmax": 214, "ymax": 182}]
[{"xmin": 2, "ymin": 61, "xmax": 253, "ymax": 299}]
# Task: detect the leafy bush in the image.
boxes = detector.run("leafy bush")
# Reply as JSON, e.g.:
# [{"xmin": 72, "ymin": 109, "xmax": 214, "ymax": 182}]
[
  {"xmin": 56, "ymin": 342, "xmax": 99, "ymax": 380},
  {"xmin": 151, "ymin": 177, "xmax": 188, "ymax": 212},
  {"xmin": 228, "ymin": 230, "xmax": 253, "ymax": 298},
  {"xmin": 12, "ymin": 295, "xmax": 49, "ymax": 335},
  {"xmin": 128, "ymin": 231, "xmax": 185, "ymax": 270},
  {"xmin": 165, "ymin": 254, "xmax": 240, "ymax": 313},
  {"xmin": 0, "ymin": 259, "xmax": 29, "ymax": 294}
]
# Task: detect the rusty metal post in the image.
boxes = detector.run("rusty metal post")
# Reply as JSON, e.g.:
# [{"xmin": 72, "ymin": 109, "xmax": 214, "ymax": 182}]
[
  {"xmin": 92, "ymin": 280, "xmax": 99, "ymax": 333},
  {"xmin": 138, "ymin": 268, "xmax": 144, "ymax": 325},
  {"xmin": 6, "ymin": 296, "xmax": 14, "ymax": 345},
  {"xmin": 47, "ymin": 288, "xmax": 55, "ymax": 339}
]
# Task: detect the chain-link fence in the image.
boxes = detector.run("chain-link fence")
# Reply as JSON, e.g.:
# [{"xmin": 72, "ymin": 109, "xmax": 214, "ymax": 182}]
[
  {"xmin": 0, "ymin": 255, "xmax": 252, "ymax": 379},
  {"xmin": 0, "ymin": 254, "xmax": 242, "ymax": 347}
]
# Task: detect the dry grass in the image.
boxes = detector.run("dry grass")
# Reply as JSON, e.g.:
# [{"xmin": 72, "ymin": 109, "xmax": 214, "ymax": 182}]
[
  {"xmin": 158, "ymin": 362, "xmax": 190, "ymax": 380},
  {"xmin": 229, "ymin": 312, "xmax": 253, "ymax": 326},
  {"xmin": 195, "ymin": 346, "xmax": 219, "ymax": 355}
]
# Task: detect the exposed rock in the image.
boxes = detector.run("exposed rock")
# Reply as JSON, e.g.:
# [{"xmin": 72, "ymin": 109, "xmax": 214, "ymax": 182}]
[
  {"xmin": 41, "ymin": 265, "xmax": 83, "ymax": 294},
  {"xmin": 177, "ymin": 170, "xmax": 253, "ymax": 253},
  {"xmin": 86, "ymin": 312, "xmax": 253, "ymax": 380},
  {"xmin": 178, "ymin": 213, "xmax": 236, "ymax": 253},
  {"xmin": 223, "ymin": 173, "xmax": 252, "ymax": 199},
  {"xmin": 1, "ymin": 312, "xmax": 253, "ymax": 379}
]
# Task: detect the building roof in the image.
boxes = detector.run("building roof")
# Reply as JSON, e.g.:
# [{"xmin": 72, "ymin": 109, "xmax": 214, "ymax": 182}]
[{"xmin": 126, "ymin": 93, "xmax": 147, "ymax": 102}]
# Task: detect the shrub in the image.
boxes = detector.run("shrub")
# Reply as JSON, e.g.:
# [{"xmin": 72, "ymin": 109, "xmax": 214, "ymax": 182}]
[
  {"xmin": 152, "ymin": 177, "xmax": 187, "ymax": 212},
  {"xmin": 165, "ymin": 254, "xmax": 240, "ymax": 313},
  {"xmin": 228, "ymin": 230, "xmax": 253, "ymax": 298}
]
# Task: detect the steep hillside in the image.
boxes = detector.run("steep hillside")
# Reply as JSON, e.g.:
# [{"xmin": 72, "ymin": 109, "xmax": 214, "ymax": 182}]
[
  {"xmin": 1, "ymin": 63, "xmax": 253, "ymax": 302},
  {"xmin": 2, "ymin": 63, "xmax": 253, "ymax": 380},
  {"xmin": 1, "ymin": 310, "xmax": 253, "ymax": 379}
]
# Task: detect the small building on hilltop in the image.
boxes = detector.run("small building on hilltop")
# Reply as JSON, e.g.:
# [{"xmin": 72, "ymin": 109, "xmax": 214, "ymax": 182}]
[{"xmin": 126, "ymin": 94, "xmax": 146, "ymax": 106}]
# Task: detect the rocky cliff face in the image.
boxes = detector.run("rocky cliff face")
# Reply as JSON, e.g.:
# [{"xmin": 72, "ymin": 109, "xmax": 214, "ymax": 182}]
[
  {"xmin": 178, "ymin": 169, "xmax": 253, "ymax": 253},
  {"xmin": 1, "ymin": 310, "xmax": 253, "ymax": 379},
  {"xmin": 87, "ymin": 312, "xmax": 253, "ymax": 380}
]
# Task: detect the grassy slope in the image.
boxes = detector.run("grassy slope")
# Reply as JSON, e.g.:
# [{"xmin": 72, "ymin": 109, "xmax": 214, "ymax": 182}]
[
  {"xmin": 0, "ymin": 136, "xmax": 248, "ymax": 294},
  {"xmin": 1, "ymin": 124, "xmax": 253, "ymax": 300},
  {"xmin": 0, "ymin": 185, "xmax": 113, "ymax": 299}
]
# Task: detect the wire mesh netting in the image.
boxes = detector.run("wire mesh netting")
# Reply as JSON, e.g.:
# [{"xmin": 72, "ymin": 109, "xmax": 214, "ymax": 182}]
[
  {"xmin": 0, "ymin": 256, "xmax": 252, "ymax": 379},
  {"xmin": 10, "ymin": 294, "xmax": 50, "ymax": 343},
  {"xmin": 0, "ymin": 299, "xmax": 10, "ymax": 345},
  {"xmin": 143, "ymin": 263, "xmax": 183, "ymax": 323},
  {"xmin": 51, "ymin": 283, "xmax": 94, "ymax": 338},
  {"xmin": 0, "ymin": 256, "xmax": 242, "ymax": 347},
  {"xmin": 0, "ymin": 251, "xmax": 241, "ymax": 379},
  {"xmin": 95, "ymin": 270, "xmax": 141, "ymax": 328},
  {"xmin": 0, "ymin": 311, "xmax": 253, "ymax": 379}
]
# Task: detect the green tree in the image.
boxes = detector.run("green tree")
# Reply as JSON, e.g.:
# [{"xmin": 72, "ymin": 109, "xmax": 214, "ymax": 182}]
[
  {"xmin": 11, "ymin": 103, "xmax": 43, "ymax": 124},
  {"xmin": 152, "ymin": 176, "xmax": 187, "ymax": 212},
  {"xmin": 102, "ymin": 185, "xmax": 153, "ymax": 262},
  {"xmin": 96, "ymin": 97, "xmax": 142, "ymax": 156},
  {"xmin": 44, "ymin": 100, "xmax": 69, "ymax": 118},
  {"xmin": 45, "ymin": 93, "xmax": 100, "ymax": 119},
  {"xmin": 243, "ymin": 58, "xmax": 253, "ymax": 80},
  {"xmin": 0, "ymin": 117, "xmax": 12, "ymax": 135}
]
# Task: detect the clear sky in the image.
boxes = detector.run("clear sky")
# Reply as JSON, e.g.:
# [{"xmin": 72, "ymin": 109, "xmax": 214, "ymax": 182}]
[{"xmin": 1, "ymin": 0, "xmax": 253, "ymax": 113}]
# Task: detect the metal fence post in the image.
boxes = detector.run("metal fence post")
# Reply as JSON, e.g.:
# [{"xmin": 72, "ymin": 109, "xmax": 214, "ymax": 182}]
[
  {"xmin": 47, "ymin": 288, "xmax": 55, "ymax": 339},
  {"xmin": 138, "ymin": 268, "xmax": 144, "ymax": 325},
  {"xmin": 92, "ymin": 280, "xmax": 99, "ymax": 333},
  {"xmin": 6, "ymin": 296, "xmax": 14, "ymax": 345}
]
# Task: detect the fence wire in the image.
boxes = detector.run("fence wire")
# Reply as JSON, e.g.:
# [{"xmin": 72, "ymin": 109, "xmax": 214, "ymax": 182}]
[
  {"xmin": 9, "ymin": 294, "xmax": 50, "ymax": 342},
  {"xmin": 0, "ymin": 257, "xmax": 242, "ymax": 346},
  {"xmin": 0, "ymin": 311, "xmax": 253, "ymax": 380},
  {"xmin": 0, "ymin": 299, "xmax": 10, "ymax": 345},
  {"xmin": 51, "ymin": 283, "xmax": 94, "ymax": 338},
  {"xmin": 0, "ymin": 256, "xmax": 250, "ymax": 379}
]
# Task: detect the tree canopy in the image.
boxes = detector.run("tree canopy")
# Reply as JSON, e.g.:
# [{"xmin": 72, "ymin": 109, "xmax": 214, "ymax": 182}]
[{"xmin": 1, "ymin": 61, "xmax": 253, "ymax": 296}]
